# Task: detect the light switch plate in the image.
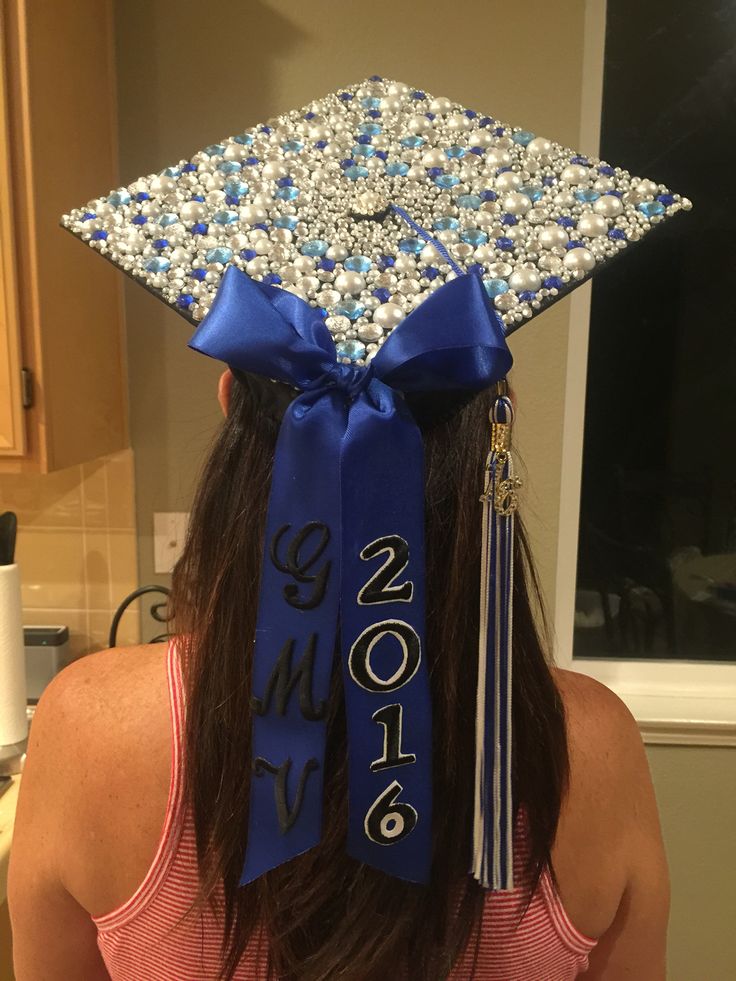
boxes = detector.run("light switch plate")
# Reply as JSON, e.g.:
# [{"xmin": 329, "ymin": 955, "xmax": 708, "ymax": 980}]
[{"xmin": 153, "ymin": 512, "xmax": 190, "ymax": 574}]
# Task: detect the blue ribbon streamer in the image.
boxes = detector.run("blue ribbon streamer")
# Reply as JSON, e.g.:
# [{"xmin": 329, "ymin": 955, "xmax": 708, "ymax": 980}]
[{"xmin": 188, "ymin": 266, "xmax": 512, "ymax": 886}]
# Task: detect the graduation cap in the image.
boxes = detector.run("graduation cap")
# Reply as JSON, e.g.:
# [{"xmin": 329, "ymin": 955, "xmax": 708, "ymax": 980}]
[{"xmin": 63, "ymin": 77, "xmax": 687, "ymax": 892}]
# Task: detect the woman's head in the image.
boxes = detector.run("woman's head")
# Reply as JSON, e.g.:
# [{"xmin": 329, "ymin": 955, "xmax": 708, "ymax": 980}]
[{"xmin": 170, "ymin": 370, "xmax": 567, "ymax": 981}]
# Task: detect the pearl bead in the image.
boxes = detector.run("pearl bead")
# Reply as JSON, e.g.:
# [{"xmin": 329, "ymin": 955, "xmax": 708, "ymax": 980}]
[
  {"xmin": 593, "ymin": 195, "xmax": 624, "ymax": 217},
  {"xmin": 509, "ymin": 267, "xmax": 541, "ymax": 291},
  {"xmin": 495, "ymin": 172, "xmax": 522, "ymax": 192},
  {"xmin": 428, "ymin": 96, "xmax": 452, "ymax": 114},
  {"xmin": 577, "ymin": 212, "xmax": 608, "ymax": 237},
  {"xmin": 563, "ymin": 247, "xmax": 595, "ymax": 272},
  {"xmin": 503, "ymin": 192, "xmax": 532, "ymax": 216},
  {"xmin": 526, "ymin": 136, "xmax": 552, "ymax": 157},
  {"xmin": 560, "ymin": 164, "xmax": 589, "ymax": 184},
  {"xmin": 334, "ymin": 271, "xmax": 365, "ymax": 295},
  {"xmin": 486, "ymin": 148, "xmax": 512, "ymax": 168},
  {"xmin": 374, "ymin": 302, "xmax": 405, "ymax": 328}
]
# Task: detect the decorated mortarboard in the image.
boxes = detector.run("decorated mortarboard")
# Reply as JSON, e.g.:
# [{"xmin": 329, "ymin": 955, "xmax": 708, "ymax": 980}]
[{"xmin": 63, "ymin": 77, "xmax": 687, "ymax": 891}]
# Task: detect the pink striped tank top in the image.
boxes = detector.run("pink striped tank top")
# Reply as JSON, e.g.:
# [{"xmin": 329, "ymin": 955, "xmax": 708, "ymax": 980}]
[{"xmin": 94, "ymin": 641, "xmax": 596, "ymax": 979}]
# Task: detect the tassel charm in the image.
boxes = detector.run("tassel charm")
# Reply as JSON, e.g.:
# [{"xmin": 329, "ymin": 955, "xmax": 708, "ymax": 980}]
[{"xmin": 473, "ymin": 389, "xmax": 521, "ymax": 890}]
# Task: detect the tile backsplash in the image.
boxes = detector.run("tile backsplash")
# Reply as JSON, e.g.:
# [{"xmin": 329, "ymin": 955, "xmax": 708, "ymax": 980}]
[{"xmin": 0, "ymin": 449, "xmax": 140, "ymax": 662}]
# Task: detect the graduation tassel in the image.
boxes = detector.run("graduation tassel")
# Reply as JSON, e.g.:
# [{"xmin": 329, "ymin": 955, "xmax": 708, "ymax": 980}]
[{"xmin": 473, "ymin": 387, "xmax": 521, "ymax": 891}]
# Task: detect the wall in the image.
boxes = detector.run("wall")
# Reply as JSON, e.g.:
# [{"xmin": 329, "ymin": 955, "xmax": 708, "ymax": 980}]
[
  {"xmin": 113, "ymin": 2, "xmax": 734, "ymax": 978},
  {"xmin": 0, "ymin": 450, "xmax": 140, "ymax": 661}
]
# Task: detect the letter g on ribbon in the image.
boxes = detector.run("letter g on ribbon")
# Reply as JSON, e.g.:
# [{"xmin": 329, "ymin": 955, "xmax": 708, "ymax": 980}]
[{"xmin": 188, "ymin": 266, "xmax": 512, "ymax": 886}]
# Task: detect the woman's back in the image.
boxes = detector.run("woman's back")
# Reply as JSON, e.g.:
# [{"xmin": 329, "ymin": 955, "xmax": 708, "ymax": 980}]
[{"xmin": 9, "ymin": 639, "xmax": 668, "ymax": 979}]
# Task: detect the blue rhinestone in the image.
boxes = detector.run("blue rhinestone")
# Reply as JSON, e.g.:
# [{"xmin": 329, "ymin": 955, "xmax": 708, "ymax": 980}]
[
  {"xmin": 518, "ymin": 290, "xmax": 537, "ymax": 301},
  {"xmin": 135, "ymin": 192, "xmax": 150, "ymax": 202},
  {"xmin": 204, "ymin": 143, "xmax": 226, "ymax": 156},
  {"xmin": 513, "ymin": 130, "xmax": 535, "ymax": 146},
  {"xmin": 606, "ymin": 190, "xmax": 623, "ymax": 198},
  {"xmin": 108, "ymin": 190, "xmax": 131, "ymax": 207},
  {"xmin": 575, "ymin": 189, "xmax": 600, "ymax": 203},
  {"xmin": 340, "ymin": 159, "xmax": 355, "ymax": 170},
  {"xmin": 426, "ymin": 167, "xmax": 444, "ymax": 178},
  {"xmin": 359, "ymin": 122, "xmax": 382, "ymax": 135},
  {"xmin": 608, "ymin": 228, "xmax": 626, "ymax": 240},
  {"xmin": 132, "ymin": 215, "xmax": 147, "ymax": 225},
  {"xmin": 434, "ymin": 174, "xmax": 460, "ymax": 188},
  {"xmin": 153, "ymin": 238, "xmax": 168, "ymax": 249},
  {"xmin": 470, "ymin": 146, "xmax": 485, "ymax": 156},
  {"xmin": 412, "ymin": 90, "xmax": 426, "ymax": 100},
  {"xmin": 445, "ymin": 145, "xmax": 466, "ymax": 159},
  {"xmin": 456, "ymin": 194, "xmax": 482, "ymax": 210},
  {"xmin": 520, "ymin": 185, "xmax": 544, "ymax": 202},
  {"xmin": 497, "ymin": 166, "xmax": 513, "ymax": 174},
  {"xmin": 465, "ymin": 109, "xmax": 478, "ymax": 118},
  {"xmin": 90, "ymin": 229, "xmax": 107, "ymax": 240},
  {"xmin": 282, "ymin": 140, "xmax": 304, "ymax": 152},
  {"xmin": 304, "ymin": 111, "xmax": 315, "ymax": 119},
  {"xmin": 245, "ymin": 157, "xmax": 259, "ymax": 166},
  {"xmin": 339, "ymin": 92, "xmax": 354, "ymax": 102},
  {"xmin": 182, "ymin": 163, "xmax": 197, "ymax": 173},
  {"xmin": 318, "ymin": 257, "xmax": 336, "ymax": 271},
  {"xmin": 496, "ymin": 237, "xmax": 515, "ymax": 251},
  {"xmin": 596, "ymin": 164, "xmax": 613, "ymax": 175},
  {"xmin": 261, "ymin": 126, "xmax": 272, "ymax": 134},
  {"xmin": 240, "ymin": 249, "xmax": 257, "ymax": 260},
  {"xmin": 345, "ymin": 165, "xmax": 369, "ymax": 180},
  {"xmin": 314, "ymin": 140, "xmax": 328, "ymax": 149},
  {"xmin": 424, "ymin": 267, "xmax": 439, "ymax": 281},
  {"xmin": 191, "ymin": 195, "xmax": 205, "ymax": 202},
  {"xmin": 375, "ymin": 149, "xmax": 388, "ymax": 161},
  {"xmin": 161, "ymin": 166, "xmax": 181, "ymax": 178},
  {"xmin": 262, "ymin": 273, "xmax": 282, "ymax": 285},
  {"xmin": 369, "ymin": 74, "xmax": 383, "ymax": 81},
  {"xmin": 301, "ymin": 239, "xmax": 330, "ymax": 257},
  {"xmin": 542, "ymin": 176, "xmax": 556, "ymax": 186},
  {"xmin": 336, "ymin": 339, "xmax": 366, "ymax": 360},
  {"xmin": 571, "ymin": 156, "xmax": 590, "ymax": 165},
  {"xmin": 386, "ymin": 162, "xmax": 409, "ymax": 176},
  {"xmin": 461, "ymin": 229, "xmax": 488, "ymax": 246},
  {"xmin": 360, "ymin": 96, "xmax": 381, "ymax": 109},
  {"xmin": 274, "ymin": 215, "xmax": 299, "ymax": 230},
  {"xmin": 218, "ymin": 161, "xmax": 242, "ymax": 174},
  {"xmin": 233, "ymin": 133, "xmax": 253, "ymax": 145},
  {"xmin": 543, "ymin": 276, "xmax": 564, "ymax": 289},
  {"xmin": 212, "ymin": 210, "xmax": 239, "ymax": 225},
  {"xmin": 191, "ymin": 223, "xmax": 207, "ymax": 235},
  {"xmin": 345, "ymin": 255, "xmax": 372, "ymax": 272},
  {"xmin": 479, "ymin": 116, "xmax": 493, "ymax": 127},
  {"xmin": 144, "ymin": 256, "xmax": 170, "ymax": 272},
  {"xmin": 433, "ymin": 216, "xmax": 460, "ymax": 230},
  {"xmin": 158, "ymin": 213, "xmax": 179, "ymax": 227},
  {"xmin": 190, "ymin": 268, "xmax": 207, "ymax": 280},
  {"xmin": 501, "ymin": 214, "xmax": 518, "ymax": 226},
  {"xmin": 276, "ymin": 176, "xmax": 294, "ymax": 187},
  {"xmin": 657, "ymin": 193, "xmax": 674, "ymax": 206},
  {"xmin": 401, "ymin": 135, "xmax": 425, "ymax": 148},
  {"xmin": 205, "ymin": 247, "xmax": 233, "ymax": 264},
  {"xmin": 177, "ymin": 293, "xmax": 194, "ymax": 309},
  {"xmin": 335, "ymin": 299, "xmax": 366, "ymax": 321},
  {"xmin": 566, "ymin": 240, "xmax": 585, "ymax": 250},
  {"xmin": 484, "ymin": 278, "xmax": 509, "ymax": 297},
  {"xmin": 494, "ymin": 127, "xmax": 505, "ymax": 136},
  {"xmin": 224, "ymin": 180, "xmax": 249, "ymax": 198},
  {"xmin": 275, "ymin": 186, "xmax": 300, "ymax": 200},
  {"xmin": 425, "ymin": 112, "xmax": 436, "ymax": 121},
  {"xmin": 480, "ymin": 190, "xmax": 497, "ymax": 202},
  {"xmin": 557, "ymin": 216, "xmax": 575, "ymax": 228},
  {"xmin": 638, "ymin": 200, "xmax": 665, "ymax": 217},
  {"xmin": 399, "ymin": 237, "xmax": 424, "ymax": 254},
  {"xmin": 356, "ymin": 134, "xmax": 372, "ymax": 145},
  {"xmin": 367, "ymin": 109, "xmax": 381, "ymax": 118},
  {"xmin": 377, "ymin": 255, "xmax": 395, "ymax": 271},
  {"xmin": 353, "ymin": 144, "xmax": 375, "ymax": 157},
  {"xmin": 373, "ymin": 287, "xmax": 391, "ymax": 303}
]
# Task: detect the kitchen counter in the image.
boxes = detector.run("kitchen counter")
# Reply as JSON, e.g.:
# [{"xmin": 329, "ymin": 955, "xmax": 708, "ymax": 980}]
[{"xmin": 0, "ymin": 777, "xmax": 19, "ymax": 904}]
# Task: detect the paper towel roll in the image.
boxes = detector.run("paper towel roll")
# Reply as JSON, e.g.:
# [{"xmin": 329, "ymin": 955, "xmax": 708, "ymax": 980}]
[{"xmin": 0, "ymin": 563, "xmax": 28, "ymax": 746}]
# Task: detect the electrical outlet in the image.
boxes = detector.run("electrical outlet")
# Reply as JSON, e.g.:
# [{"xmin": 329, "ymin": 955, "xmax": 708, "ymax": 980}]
[{"xmin": 153, "ymin": 512, "xmax": 190, "ymax": 574}]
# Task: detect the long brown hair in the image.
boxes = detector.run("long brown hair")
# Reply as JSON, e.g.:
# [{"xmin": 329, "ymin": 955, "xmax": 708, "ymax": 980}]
[{"xmin": 170, "ymin": 373, "xmax": 568, "ymax": 980}]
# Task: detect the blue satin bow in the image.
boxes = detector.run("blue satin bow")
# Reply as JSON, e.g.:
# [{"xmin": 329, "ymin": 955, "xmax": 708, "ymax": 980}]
[{"xmin": 188, "ymin": 265, "xmax": 512, "ymax": 886}]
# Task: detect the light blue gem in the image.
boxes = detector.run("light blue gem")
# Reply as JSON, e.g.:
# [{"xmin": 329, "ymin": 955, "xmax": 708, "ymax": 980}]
[
  {"xmin": 157, "ymin": 212, "xmax": 179, "ymax": 227},
  {"xmin": 274, "ymin": 215, "xmax": 298, "ymax": 230},
  {"xmin": 360, "ymin": 96, "xmax": 381, "ymax": 109},
  {"xmin": 399, "ymin": 237, "xmax": 424, "ymax": 254},
  {"xmin": 345, "ymin": 255, "xmax": 372, "ymax": 272},
  {"xmin": 212, "ymin": 209, "xmax": 239, "ymax": 225},
  {"xmin": 108, "ymin": 190, "xmax": 131, "ymax": 207},
  {"xmin": 461, "ymin": 229, "xmax": 488, "ymax": 246},
  {"xmin": 301, "ymin": 239, "xmax": 330, "ymax": 257},
  {"xmin": 144, "ymin": 256, "xmax": 171, "ymax": 273},
  {"xmin": 401, "ymin": 135, "xmax": 425, "ymax": 148},
  {"xmin": 218, "ymin": 161, "xmax": 242, "ymax": 174},
  {"xmin": 345, "ymin": 165, "xmax": 369, "ymax": 180},
  {"xmin": 386, "ymin": 162, "xmax": 409, "ymax": 176},
  {"xmin": 520, "ymin": 185, "xmax": 543, "ymax": 202},
  {"xmin": 352, "ymin": 144, "xmax": 375, "ymax": 157},
  {"xmin": 204, "ymin": 143, "xmax": 226, "ymax": 156},
  {"xmin": 433, "ymin": 216, "xmax": 460, "ymax": 231},
  {"xmin": 224, "ymin": 180, "xmax": 249, "ymax": 197},
  {"xmin": 205, "ymin": 247, "xmax": 233, "ymax": 264},
  {"xmin": 359, "ymin": 122, "xmax": 382, "ymax": 135},
  {"xmin": 575, "ymin": 188, "xmax": 600, "ymax": 203},
  {"xmin": 513, "ymin": 130, "xmax": 535, "ymax": 146},
  {"xmin": 483, "ymin": 278, "xmax": 509, "ymax": 297},
  {"xmin": 638, "ymin": 200, "xmax": 665, "ymax": 217},
  {"xmin": 456, "ymin": 194, "xmax": 482, "ymax": 210},
  {"xmin": 233, "ymin": 133, "xmax": 253, "ymax": 145},
  {"xmin": 161, "ymin": 166, "xmax": 181, "ymax": 178},
  {"xmin": 336, "ymin": 338, "xmax": 367, "ymax": 361},
  {"xmin": 335, "ymin": 299, "xmax": 366, "ymax": 321},
  {"xmin": 434, "ymin": 174, "xmax": 460, "ymax": 189},
  {"xmin": 445, "ymin": 145, "xmax": 466, "ymax": 159},
  {"xmin": 282, "ymin": 140, "xmax": 304, "ymax": 152},
  {"xmin": 275, "ymin": 186, "xmax": 300, "ymax": 200}
]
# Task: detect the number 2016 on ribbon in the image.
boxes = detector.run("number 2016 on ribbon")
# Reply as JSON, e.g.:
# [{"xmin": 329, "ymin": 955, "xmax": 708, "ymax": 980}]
[{"xmin": 349, "ymin": 534, "xmax": 421, "ymax": 847}]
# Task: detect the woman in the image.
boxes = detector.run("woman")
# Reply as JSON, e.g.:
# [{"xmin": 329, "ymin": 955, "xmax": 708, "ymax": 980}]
[{"xmin": 9, "ymin": 365, "xmax": 669, "ymax": 979}]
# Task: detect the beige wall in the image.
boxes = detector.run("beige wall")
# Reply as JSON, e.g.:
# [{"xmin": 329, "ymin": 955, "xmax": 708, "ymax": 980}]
[{"xmin": 114, "ymin": 2, "xmax": 734, "ymax": 977}]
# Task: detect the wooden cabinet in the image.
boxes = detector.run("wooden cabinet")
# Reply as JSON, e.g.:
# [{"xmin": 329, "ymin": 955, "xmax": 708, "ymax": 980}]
[{"xmin": 0, "ymin": 0, "xmax": 127, "ymax": 474}]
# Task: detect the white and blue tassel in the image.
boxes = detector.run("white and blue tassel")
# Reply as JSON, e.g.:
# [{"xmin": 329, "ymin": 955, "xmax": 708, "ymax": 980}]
[{"xmin": 473, "ymin": 391, "xmax": 521, "ymax": 891}]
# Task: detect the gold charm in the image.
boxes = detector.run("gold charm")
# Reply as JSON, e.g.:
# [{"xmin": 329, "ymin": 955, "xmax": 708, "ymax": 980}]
[{"xmin": 494, "ymin": 475, "xmax": 523, "ymax": 516}]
